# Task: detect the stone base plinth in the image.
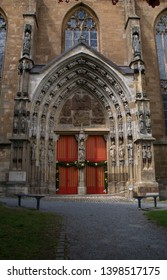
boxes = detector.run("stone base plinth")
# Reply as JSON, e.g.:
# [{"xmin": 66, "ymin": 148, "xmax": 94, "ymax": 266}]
[
  {"xmin": 78, "ymin": 186, "xmax": 86, "ymax": 195},
  {"xmin": 133, "ymin": 181, "xmax": 159, "ymax": 196}
]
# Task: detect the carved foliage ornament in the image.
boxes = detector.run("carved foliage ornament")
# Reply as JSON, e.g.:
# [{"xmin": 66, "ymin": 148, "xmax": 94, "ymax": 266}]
[{"xmin": 58, "ymin": 0, "xmax": 160, "ymax": 8}]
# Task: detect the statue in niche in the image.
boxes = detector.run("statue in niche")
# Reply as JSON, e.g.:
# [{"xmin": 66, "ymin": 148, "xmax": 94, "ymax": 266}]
[
  {"xmin": 110, "ymin": 141, "xmax": 116, "ymax": 164},
  {"xmin": 127, "ymin": 113, "xmax": 132, "ymax": 137},
  {"xmin": 78, "ymin": 142, "xmax": 85, "ymax": 162},
  {"xmin": 139, "ymin": 113, "xmax": 145, "ymax": 134},
  {"xmin": 49, "ymin": 117, "xmax": 54, "ymax": 137},
  {"xmin": 132, "ymin": 29, "xmax": 141, "ymax": 58},
  {"xmin": 23, "ymin": 24, "xmax": 32, "ymax": 57},
  {"xmin": 42, "ymin": 83, "xmax": 51, "ymax": 94},
  {"xmin": 137, "ymin": 145, "xmax": 140, "ymax": 162},
  {"xmin": 119, "ymin": 141, "xmax": 125, "ymax": 162},
  {"xmin": 115, "ymin": 104, "xmax": 121, "ymax": 115},
  {"xmin": 145, "ymin": 112, "xmax": 151, "ymax": 133},
  {"xmin": 46, "ymin": 92, "xmax": 55, "ymax": 105},
  {"xmin": 77, "ymin": 126, "xmax": 86, "ymax": 162},
  {"xmin": 118, "ymin": 115, "xmax": 123, "ymax": 138},
  {"xmin": 105, "ymin": 86, "xmax": 112, "ymax": 95},
  {"xmin": 147, "ymin": 145, "xmax": 152, "ymax": 168},
  {"xmin": 120, "ymin": 91, "xmax": 127, "ymax": 103},
  {"xmin": 114, "ymin": 83, "xmax": 122, "ymax": 94},
  {"xmin": 110, "ymin": 94, "xmax": 117, "ymax": 104},
  {"xmin": 32, "ymin": 114, "xmax": 37, "ymax": 136},
  {"xmin": 142, "ymin": 144, "xmax": 147, "ymax": 168},
  {"xmin": 109, "ymin": 115, "xmax": 115, "ymax": 138},
  {"xmin": 13, "ymin": 116, "xmax": 19, "ymax": 134},
  {"xmin": 20, "ymin": 115, "xmax": 26, "ymax": 134},
  {"xmin": 124, "ymin": 102, "xmax": 130, "ymax": 114},
  {"xmin": 48, "ymin": 142, "xmax": 54, "ymax": 164},
  {"xmin": 128, "ymin": 140, "xmax": 133, "ymax": 163}
]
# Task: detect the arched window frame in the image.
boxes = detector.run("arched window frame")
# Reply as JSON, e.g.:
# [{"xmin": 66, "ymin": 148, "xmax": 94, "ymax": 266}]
[
  {"xmin": 0, "ymin": 12, "xmax": 7, "ymax": 79},
  {"xmin": 62, "ymin": 5, "xmax": 99, "ymax": 52},
  {"xmin": 155, "ymin": 10, "xmax": 167, "ymax": 134}
]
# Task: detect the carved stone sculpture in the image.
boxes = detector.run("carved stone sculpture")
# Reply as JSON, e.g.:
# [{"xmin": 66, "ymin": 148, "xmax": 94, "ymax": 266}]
[
  {"xmin": 132, "ymin": 27, "xmax": 141, "ymax": 58},
  {"xmin": 48, "ymin": 142, "xmax": 54, "ymax": 164},
  {"xmin": 128, "ymin": 140, "xmax": 133, "ymax": 164},
  {"xmin": 13, "ymin": 116, "xmax": 19, "ymax": 134},
  {"xmin": 142, "ymin": 144, "xmax": 147, "ymax": 167},
  {"xmin": 119, "ymin": 141, "xmax": 125, "ymax": 162},
  {"xmin": 77, "ymin": 127, "xmax": 87, "ymax": 162},
  {"xmin": 110, "ymin": 141, "xmax": 116, "ymax": 164},
  {"xmin": 23, "ymin": 24, "xmax": 32, "ymax": 57},
  {"xmin": 147, "ymin": 145, "xmax": 152, "ymax": 168},
  {"xmin": 78, "ymin": 142, "xmax": 86, "ymax": 162},
  {"xmin": 145, "ymin": 112, "xmax": 151, "ymax": 133},
  {"xmin": 139, "ymin": 113, "xmax": 145, "ymax": 134}
]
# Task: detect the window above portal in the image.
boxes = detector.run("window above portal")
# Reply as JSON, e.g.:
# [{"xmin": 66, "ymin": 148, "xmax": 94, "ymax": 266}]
[
  {"xmin": 0, "ymin": 14, "xmax": 7, "ymax": 78},
  {"xmin": 64, "ymin": 8, "xmax": 98, "ymax": 51}
]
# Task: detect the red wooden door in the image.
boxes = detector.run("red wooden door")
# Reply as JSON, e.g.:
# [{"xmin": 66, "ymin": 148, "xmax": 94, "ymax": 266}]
[
  {"xmin": 86, "ymin": 136, "xmax": 107, "ymax": 194},
  {"xmin": 57, "ymin": 136, "xmax": 78, "ymax": 194}
]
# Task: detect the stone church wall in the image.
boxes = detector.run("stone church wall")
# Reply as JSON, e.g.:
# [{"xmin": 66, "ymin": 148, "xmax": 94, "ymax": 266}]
[
  {"xmin": 136, "ymin": 0, "xmax": 166, "ymax": 139},
  {"xmin": 0, "ymin": 0, "xmax": 167, "ymax": 197}
]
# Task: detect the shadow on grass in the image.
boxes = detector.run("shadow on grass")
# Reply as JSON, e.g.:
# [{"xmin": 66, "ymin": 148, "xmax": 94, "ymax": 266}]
[{"xmin": 0, "ymin": 203, "xmax": 63, "ymax": 260}]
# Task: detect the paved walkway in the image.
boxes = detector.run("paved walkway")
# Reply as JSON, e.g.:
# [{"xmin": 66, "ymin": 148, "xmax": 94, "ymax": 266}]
[{"xmin": 0, "ymin": 196, "xmax": 167, "ymax": 260}]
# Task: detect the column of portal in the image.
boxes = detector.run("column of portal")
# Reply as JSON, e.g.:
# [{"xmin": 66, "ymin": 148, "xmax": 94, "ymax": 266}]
[{"xmin": 76, "ymin": 126, "xmax": 88, "ymax": 195}]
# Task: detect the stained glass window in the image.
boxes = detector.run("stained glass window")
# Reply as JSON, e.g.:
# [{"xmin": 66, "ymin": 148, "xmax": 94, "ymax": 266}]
[
  {"xmin": 0, "ymin": 14, "xmax": 6, "ymax": 78},
  {"xmin": 65, "ymin": 9, "xmax": 98, "ymax": 51},
  {"xmin": 156, "ymin": 13, "xmax": 167, "ymax": 134}
]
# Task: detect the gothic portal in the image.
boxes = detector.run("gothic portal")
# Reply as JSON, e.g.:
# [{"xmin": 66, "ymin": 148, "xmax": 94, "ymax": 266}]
[{"xmin": 9, "ymin": 43, "xmax": 158, "ymax": 196}]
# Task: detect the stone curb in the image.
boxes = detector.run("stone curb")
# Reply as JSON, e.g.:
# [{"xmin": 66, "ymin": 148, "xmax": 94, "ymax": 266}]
[{"xmin": 55, "ymin": 228, "xmax": 68, "ymax": 260}]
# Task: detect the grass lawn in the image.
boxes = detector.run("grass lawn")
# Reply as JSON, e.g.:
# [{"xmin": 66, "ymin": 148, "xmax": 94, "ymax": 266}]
[
  {"xmin": 145, "ymin": 210, "xmax": 167, "ymax": 229},
  {"xmin": 0, "ymin": 203, "xmax": 63, "ymax": 260}
]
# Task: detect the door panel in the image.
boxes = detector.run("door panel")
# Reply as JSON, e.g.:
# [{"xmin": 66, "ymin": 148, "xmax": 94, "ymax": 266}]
[
  {"xmin": 57, "ymin": 136, "xmax": 78, "ymax": 194},
  {"xmin": 58, "ymin": 166, "xmax": 78, "ymax": 194},
  {"xmin": 57, "ymin": 135, "xmax": 78, "ymax": 162},
  {"xmin": 86, "ymin": 166, "xmax": 96, "ymax": 194},
  {"xmin": 86, "ymin": 136, "xmax": 107, "ymax": 194},
  {"xmin": 86, "ymin": 135, "xmax": 106, "ymax": 162},
  {"xmin": 86, "ymin": 166, "xmax": 105, "ymax": 194}
]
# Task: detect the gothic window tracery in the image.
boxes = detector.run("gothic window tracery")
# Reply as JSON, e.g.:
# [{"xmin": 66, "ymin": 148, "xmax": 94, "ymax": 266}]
[
  {"xmin": 0, "ymin": 14, "xmax": 6, "ymax": 79},
  {"xmin": 156, "ymin": 13, "xmax": 167, "ymax": 134},
  {"xmin": 64, "ymin": 8, "xmax": 98, "ymax": 51}
]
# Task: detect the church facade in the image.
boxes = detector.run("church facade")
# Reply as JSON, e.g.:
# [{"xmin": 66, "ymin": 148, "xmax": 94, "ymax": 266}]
[{"xmin": 0, "ymin": 0, "xmax": 167, "ymax": 198}]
